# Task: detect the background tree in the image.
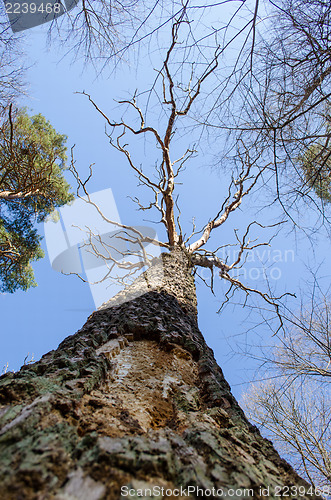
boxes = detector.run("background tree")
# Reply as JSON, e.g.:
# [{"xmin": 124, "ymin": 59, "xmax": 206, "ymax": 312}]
[
  {"xmin": 299, "ymin": 133, "xmax": 331, "ymax": 204},
  {"xmin": 0, "ymin": 3, "xmax": 25, "ymax": 111},
  {"xmin": 197, "ymin": 0, "xmax": 331, "ymax": 225},
  {"xmin": 242, "ymin": 286, "xmax": 331, "ymax": 489},
  {"xmin": 0, "ymin": 108, "xmax": 73, "ymax": 292}
]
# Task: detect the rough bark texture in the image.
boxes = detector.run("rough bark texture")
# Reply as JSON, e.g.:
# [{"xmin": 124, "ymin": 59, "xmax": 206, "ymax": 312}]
[{"xmin": 0, "ymin": 252, "xmax": 318, "ymax": 499}]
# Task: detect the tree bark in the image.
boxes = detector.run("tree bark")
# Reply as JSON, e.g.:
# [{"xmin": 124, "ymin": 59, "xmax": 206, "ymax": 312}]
[{"xmin": 0, "ymin": 251, "xmax": 318, "ymax": 499}]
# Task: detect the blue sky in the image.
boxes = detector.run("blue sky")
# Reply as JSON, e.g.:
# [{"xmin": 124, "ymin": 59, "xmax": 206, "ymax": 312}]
[{"xmin": 1, "ymin": 13, "xmax": 331, "ymax": 402}]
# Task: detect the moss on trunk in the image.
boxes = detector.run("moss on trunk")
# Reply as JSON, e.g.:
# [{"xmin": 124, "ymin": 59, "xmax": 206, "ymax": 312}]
[{"xmin": 0, "ymin": 252, "xmax": 318, "ymax": 499}]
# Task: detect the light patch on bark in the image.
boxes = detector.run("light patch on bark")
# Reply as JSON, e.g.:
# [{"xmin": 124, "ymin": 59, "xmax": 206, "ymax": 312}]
[
  {"xmin": 55, "ymin": 468, "xmax": 106, "ymax": 500},
  {"xmin": 78, "ymin": 340, "xmax": 198, "ymax": 435},
  {"xmin": 162, "ymin": 375, "xmax": 180, "ymax": 399},
  {"xmin": 96, "ymin": 337, "xmax": 129, "ymax": 360}
]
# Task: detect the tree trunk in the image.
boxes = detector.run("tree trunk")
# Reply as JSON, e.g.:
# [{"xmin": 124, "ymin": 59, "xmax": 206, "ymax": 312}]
[{"xmin": 0, "ymin": 252, "xmax": 318, "ymax": 499}]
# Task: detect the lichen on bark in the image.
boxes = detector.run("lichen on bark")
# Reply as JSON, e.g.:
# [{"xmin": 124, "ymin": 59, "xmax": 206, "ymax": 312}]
[{"xmin": 0, "ymin": 251, "xmax": 319, "ymax": 499}]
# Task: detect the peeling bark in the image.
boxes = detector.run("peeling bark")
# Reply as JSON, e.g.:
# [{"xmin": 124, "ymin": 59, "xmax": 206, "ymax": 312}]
[{"xmin": 0, "ymin": 252, "xmax": 318, "ymax": 499}]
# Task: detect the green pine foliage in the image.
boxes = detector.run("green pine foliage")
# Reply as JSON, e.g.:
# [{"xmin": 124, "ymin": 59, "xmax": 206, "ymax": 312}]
[
  {"xmin": 300, "ymin": 143, "xmax": 331, "ymax": 204},
  {"xmin": 0, "ymin": 109, "xmax": 74, "ymax": 293}
]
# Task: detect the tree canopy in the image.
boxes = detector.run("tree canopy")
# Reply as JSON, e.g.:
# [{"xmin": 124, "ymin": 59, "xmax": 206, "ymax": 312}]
[{"xmin": 0, "ymin": 108, "xmax": 73, "ymax": 293}]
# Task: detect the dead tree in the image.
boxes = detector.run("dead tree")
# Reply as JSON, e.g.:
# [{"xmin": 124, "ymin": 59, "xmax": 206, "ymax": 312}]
[{"xmin": 0, "ymin": 11, "xmax": 321, "ymax": 500}]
